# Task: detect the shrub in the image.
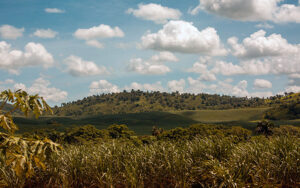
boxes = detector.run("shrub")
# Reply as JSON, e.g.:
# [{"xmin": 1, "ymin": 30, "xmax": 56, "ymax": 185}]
[
  {"xmin": 255, "ymin": 120, "xmax": 275, "ymax": 137},
  {"xmin": 107, "ymin": 124, "xmax": 135, "ymax": 139},
  {"xmin": 63, "ymin": 124, "xmax": 108, "ymax": 144},
  {"xmin": 273, "ymin": 125, "xmax": 300, "ymax": 137}
]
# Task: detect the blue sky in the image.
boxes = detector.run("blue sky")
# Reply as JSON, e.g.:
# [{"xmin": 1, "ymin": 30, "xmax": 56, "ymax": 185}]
[{"xmin": 0, "ymin": 0, "xmax": 300, "ymax": 105}]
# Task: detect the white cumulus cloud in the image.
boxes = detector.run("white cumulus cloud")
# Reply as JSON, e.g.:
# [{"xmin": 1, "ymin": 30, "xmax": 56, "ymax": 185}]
[
  {"xmin": 188, "ymin": 62, "xmax": 217, "ymax": 81},
  {"xmin": 74, "ymin": 24, "xmax": 124, "ymax": 48},
  {"xmin": 0, "ymin": 41, "xmax": 54, "ymax": 74},
  {"xmin": 127, "ymin": 58, "xmax": 170, "ymax": 75},
  {"xmin": 284, "ymin": 85, "xmax": 300, "ymax": 93},
  {"xmin": 14, "ymin": 78, "xmax": 67, "ymax": 102},
  {"xmin": 141, "ymin": 20, "xmax": 227, "ymax": 55},
  {"xmin": 211, "ymin": 57, "xmax": 300, "ymax": 76},
  {"xmin": 33, "ymin": 29, "xmax": 58, "ymax": 38},
  {"xmin": 185, "ymin": 77, "xmax": 272, "ymax": 98},
  {"xmin": 74, "ymin": 24, "xmax": 124, "ymax": 40},
  {"xmin": 168, "ymin": 79, "xmax": 185, "ymax": 93},
  {"xmin": 205, "ymin": 30, "xmax": 300, "ymax": 77},
  {"xmin": 228, "ymin": 30, "xmax": 299, "ymax": 59},
  {"xmin": 214, "ymin": 80, "xmax": 272, "ymax": 97},
  {"xmin": 89, "ymin": 80, "xmax": 120, "ymax": 94},
  {"xmin": 211, "ymin": 61, "xmax": 245, "ymax": 76},
  {"xmin": 64, "ymin": 55, "xmax": 109, "ymax": 77},
  {"xmin": 0, "ymin": 25, "xmax": 24, "ymax": 39},
  {"xmin": 127, "ymin": 3, "xmax": 182, "ymax": 24},
  {"xmin": 255, "ymin": 23, "xmax": 274, "ymax": 29},
  {"xmin": 124, "ymin": 81, "xmax": 164, "ymax": 92},
  {"xmin": 254, "ymin": 79, "xmax": 272, "ymax": 89},
  {"xmin": 0, "ymin": 79, "xmax": 14, "ymax": 85},
  {"xmin": 45, "ymin": 8, "xmax": 65, "ymax": 13},
  {"xmin": 150, "ymin": 51, "xmax": 178, "ymax": 62},
  {"xmin": 186, "ymin": 77, "xmax": 211, "ymax": 93},
  {"xmin": 190, "ymin": 0, "xmax": 300, "ymax": 23},
  {"xmin": 85, "ymin": 40, "xmax": 104, "ymax": 48},
  {"xmin": 289, "ymin": 73, "xmax": 300, "ymax": 79}
]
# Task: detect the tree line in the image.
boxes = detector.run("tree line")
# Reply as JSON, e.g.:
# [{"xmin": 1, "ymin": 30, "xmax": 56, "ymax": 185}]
[{"xmin": 54, "ymin": 90, "xmax": 267, "ymax": 116}]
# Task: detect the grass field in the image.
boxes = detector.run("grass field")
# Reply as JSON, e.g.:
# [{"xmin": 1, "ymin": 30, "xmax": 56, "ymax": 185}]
[
  {"xmin": 13, "ymin": 107, "xmax": 300, "ymax": 135},
  {"xmin": 14, "ymin": 112, "xmax": 197, "ymax": 135},
  {"xmin": 170, "ymin": 108, "xmax": 270, "ymax": 123}
]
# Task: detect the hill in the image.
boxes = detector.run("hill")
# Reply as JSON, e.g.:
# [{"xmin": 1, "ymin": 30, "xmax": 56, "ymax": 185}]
[
  {"xmin": 53, "ymin": 90, "xmax": 266, "ymax": 117},
  {"xmin": 0, "ymin": 102, "xmax": 14, "ymax": 111},
  {"xmin": 14, "ymin": 111, "xmax": 198, "ymax": 135},
  {"xmin": 15, "ymin": 107, "xmax": 300, "ymax": 135},
  {"xmin": 0, "ymin": 102, "xmax": 22, "ymax": 115},
  {"xmin": 171, "ymin": 108, "xmax": 269, "ymax": 123},
  {"xmin": 265, "ymin": 92, "xmax": 300, "ymax": 120}
]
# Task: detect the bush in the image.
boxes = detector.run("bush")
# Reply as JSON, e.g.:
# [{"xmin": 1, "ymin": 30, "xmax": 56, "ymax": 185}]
[
  {"xmin": 157, "ymin": 124, "xmax": 251, "ymax": 142},
  {"xmin": 107, "ymin": 124, "xmax": 135, "ymax": 139},
  {"xmin": 63, "ymin": 124, "xmax": 108, "ymax": 144},
  {"xmin": 273, "ymin": 125, "xmax": 300, "ymax": 137},
  {"xmin": 159, "ymin": 127, "xmax": 189, "ymax": 140}
]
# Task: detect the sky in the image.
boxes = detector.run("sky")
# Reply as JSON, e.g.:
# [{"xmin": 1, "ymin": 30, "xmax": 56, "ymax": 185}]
[{"xmin": 0, "ymin": 0, "xmax": 300, "ymax": 105}]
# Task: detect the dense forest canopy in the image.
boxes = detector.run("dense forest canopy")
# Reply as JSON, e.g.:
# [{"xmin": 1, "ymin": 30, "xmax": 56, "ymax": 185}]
[{"xmin": 53, "ymin": 90, "xmax": 268, "ymax": 116}]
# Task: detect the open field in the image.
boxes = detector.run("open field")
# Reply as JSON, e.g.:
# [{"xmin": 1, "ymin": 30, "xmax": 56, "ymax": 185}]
[
  {"xmin": 171, "ymin": 108, "xmax": 300, "ymax": 130},
  {"xmin": 13, "ymin": 107, "xmax": 300, "ymax": 135},
  {"xmin": 14, "ymin": 112, "xmax": 197, "ymax": 135},
  {"xmin": 170, "ymin": 107, "xmax": 270, "ymax": 123}
]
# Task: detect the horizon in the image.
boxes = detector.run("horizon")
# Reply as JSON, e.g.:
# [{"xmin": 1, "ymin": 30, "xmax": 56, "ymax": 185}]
[{"xmin": 1, "ymin": 0, "xmax": 300, "ymax": 106}]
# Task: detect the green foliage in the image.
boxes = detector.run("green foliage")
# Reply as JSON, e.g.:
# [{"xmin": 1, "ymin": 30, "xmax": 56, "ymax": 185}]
[
  {"xmin": 63, "ymin": 125, "xmax": 108, "ymax": 144},
  {"xmin": 54, "ymin": 90, "xmax": 266, "ymax": 117},
  {"xmin": 14, "ymin": 111, "xmax": 198, "ymax": 135},
  {"xmin": 23, "ymin": 124, "xmax": 137, "ymax": 144},
  {"xmin": 0, "ymin": 134, "xmax": 61, "ymax": 178},
  {"xmin": 151, "ymin": 126, "xmax": 164, "ymax": 136},
  {"xmin": 0, "ymin": 89, "xmax": 52, "ymax": 133},
  {"xmin": 2, "ymin": 134, "xmax": 299, "ymax": 187},
  {"xmin": 0, "ymin": 89, "xmax": 60, "ymax": 185},
  {"xmin": 255, "ymin": 120, "xmax": 275, "ymax": 137},
  {"xmin": 273, "ymin": 125, "xmax": 300, "ymax": 137},
  {"xmin": 225, "ymin": 126, "xmax": 252, "ymax": 142},
  {"xmin": 107, "ymin": 124, "xmax": 135, "ymax": 139},
  {"xmin": 157, "ymin": 124, "xmax": 251, "ymax": 142},
  {"xmin": 173, "ymin": 107, "xmax": 269, "ymax": 123},
  {"xmin": 265, "ymin": 92, "xmax": 300, "ymax": 120},
  {"xmin": 159, "ymin": 127, "xmax": 190, "ymax": 140},
  {"xmin": 1, "ymin": 89, "xmax": 299, "ymax": 187}
]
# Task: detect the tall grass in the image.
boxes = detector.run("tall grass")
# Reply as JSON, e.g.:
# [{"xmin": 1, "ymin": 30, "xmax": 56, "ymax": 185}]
[{"xmin": 1, "ymin": 135, "xmax": 299, "ymax": 187}]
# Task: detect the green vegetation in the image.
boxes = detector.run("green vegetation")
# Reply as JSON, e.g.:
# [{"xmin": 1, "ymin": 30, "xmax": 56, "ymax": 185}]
[
  {"xmin": 1, "ymin": 90, "xmax": 300, "ymax": 187},
  {"xmin": 53, "ymin": 90, "xmax": 266, "ymax": 116},
  {"xmin": 14, "ymin": 111, "xmax": 198, "ymax": 135},
  {"xmin": 1, "ymin": 123, "xmax": 300, "ymax": 187},
  {"xmin": 0, "ymin": 89, "xmax": 60, "ymax": 183},
  {"xmin": 15, "ymin": 107, "xmax": 300, "ymax": 135},
  {"xmin": 171, "ymin": 107, "xmax": 269, "ymax": 123},
  {"xmin": 265, "ymin": 93, "xmax": 300, "ymax": 120}
]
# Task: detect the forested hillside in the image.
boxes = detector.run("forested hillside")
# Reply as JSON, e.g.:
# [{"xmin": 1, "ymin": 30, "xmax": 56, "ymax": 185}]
[
  {"xmin": 53, "ymin": 90, "xmax": 266, "ymax": 116},
  {"xmin": 0, "ymin": 102, "xmax": 16, "ymax": 111},
  {"xmin": 0, "ymin": 102, "xmax": 22, "ymax": 115},
  {"xmin": 265, "ymin": 92, "xmax": 300, "ymax": 120}
]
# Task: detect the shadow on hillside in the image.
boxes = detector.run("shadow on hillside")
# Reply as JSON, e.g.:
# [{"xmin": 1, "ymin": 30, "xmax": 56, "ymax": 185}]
[
  {"xmin": 12, "ymin": 111, "xmax": 300, "ymax": 135},
  {"xmin": 14, "ymin": 112, "xmax": 197, "ymax": 135}
]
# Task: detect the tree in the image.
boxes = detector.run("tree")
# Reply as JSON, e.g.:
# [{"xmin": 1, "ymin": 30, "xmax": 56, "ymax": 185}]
[
  {"xmin": 0, "ymin": 89, "xmax": 61, "ymax": 179},
  {"xmin": 107, "ymin": 124, "xmax": 134, "ymax": 139},
  {"xmin": 152, "ymin": 126, "xmax": 164, "ymax": 136},
  {"xmin": 255, "ymin": 120, "xmax": 274, "ymax": 137}
]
